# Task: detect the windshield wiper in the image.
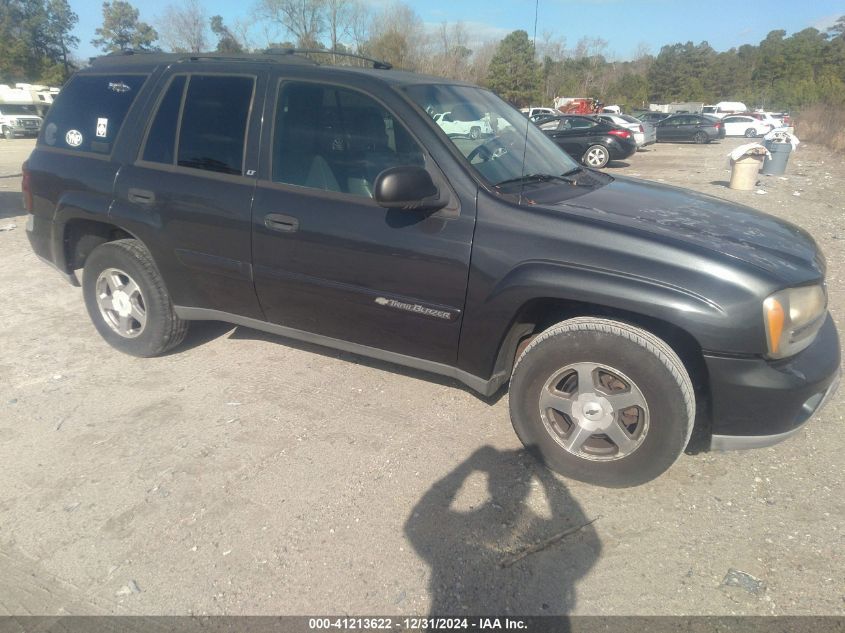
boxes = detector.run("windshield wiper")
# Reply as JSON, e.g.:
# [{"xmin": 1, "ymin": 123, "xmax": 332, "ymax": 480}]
[{"xmin": 494, "ymin": 173, "xmax": 581, "ymax": 188}]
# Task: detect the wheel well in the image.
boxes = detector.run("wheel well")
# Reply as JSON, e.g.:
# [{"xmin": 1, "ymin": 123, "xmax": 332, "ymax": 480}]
[
  {"xmin": 64, "ymin": 219, "xmax": 134, "ymax": 270},
  {"xmin": 496, "ymin": 297, "xmax": 710, "ymax": 408}
]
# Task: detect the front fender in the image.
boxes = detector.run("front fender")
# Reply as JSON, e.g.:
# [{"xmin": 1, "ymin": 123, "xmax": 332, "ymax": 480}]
[{"xmin": 458, "ymin": 259, "xmax": 761, "ymax": 381}]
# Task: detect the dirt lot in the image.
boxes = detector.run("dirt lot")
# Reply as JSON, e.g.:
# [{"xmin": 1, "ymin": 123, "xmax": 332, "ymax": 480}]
[{"xmin": 0, "ymin": 137, "xmax": 843, "ymax": 616}]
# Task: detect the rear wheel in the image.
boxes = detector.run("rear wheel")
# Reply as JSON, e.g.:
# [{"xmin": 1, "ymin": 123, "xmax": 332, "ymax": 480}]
[
  {"xmin": 744, "ymin": 128, "xmax": 757, "ymax": 138},
  {"xmin": 509, "ymin": 318, "xmax": 695, "ymax": 487},
  {"xmin": 693, "ymin": 131, "xmax": 708, "ymax": 144},
  {"xmin": 469, "ymin": 126, "xmax": 481, "ymax": 140},
  {"xmin": 82, "ymin": 239, "xmax": 188, "ymax": 357},
  {"xmin": 583, "ymin": 144, "xmax": 610, "ymax": 168}
]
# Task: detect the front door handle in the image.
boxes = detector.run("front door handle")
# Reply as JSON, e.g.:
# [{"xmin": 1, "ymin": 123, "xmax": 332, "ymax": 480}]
[
  {"xmin": 264, "ymin": 213, "xmax": 299, "ymax": 233},
  {"xmin": 128, "ymin": 188, "xmax": 155, "ymax": 204}
]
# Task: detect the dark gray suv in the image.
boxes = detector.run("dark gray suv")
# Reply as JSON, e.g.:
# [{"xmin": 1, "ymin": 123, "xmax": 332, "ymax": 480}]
[{"xmin": 22, "ymin": 50, "xmax": 840, "ymax": 486}]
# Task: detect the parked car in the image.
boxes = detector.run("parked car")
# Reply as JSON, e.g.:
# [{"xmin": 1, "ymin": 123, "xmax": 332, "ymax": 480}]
[
  {"xmin": 721, "ymin": 115, "xmax": 773, "ymax": 137},
  {"xmin": 596, "ymin": 113, "xmax": 656, "ymax": 147},
  {"xmin": 520, "ymin": 106, "xmax": 557, "ymax": 119},
  {"xmin": 0, "ymin": 103, "xmax": 43, "ymax": 139},
  {"xmin": 634, "ymin": 111, "xmax": 670, "ymax": 124},
  {"xmin": 701, "ymin": 102, "xmax": 747, "ymax": 118},
  {"xmin": 433, "ymin": 111, "xmax": 492, "ymax": 139},
  {"xmin": 656, "ymin": 114, "xmax": 726, "ymax": 143},
  {"xmin": 537, "ymin": 114, "xmax": 638, "ymax": 167},
  {"xmin": 23, "ymin": 51, "xmax": 840, "ymax": 487},
  {"xmin": 743, "ymin": 111, "xmax": 785, "ymax": 129}
]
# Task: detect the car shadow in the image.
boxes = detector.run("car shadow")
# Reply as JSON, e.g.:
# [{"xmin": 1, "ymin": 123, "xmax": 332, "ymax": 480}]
[
  {"xmin": 709, "ymin": 180, "xmax": 731, "ymax": 188},
  {"xmin": 405, "ymin": 446, "xmax": 600, "ymax": 617},
  {"xmin": 223, "ymin": 325, "xmax": 507, "ymax": 404},
  {"xmin": 605, "ymin": 161, "xmax": 631, "ymax": 169},
  {"xmin": 0, "ymin": 190, "xmax": 24, "ymax": 220}
]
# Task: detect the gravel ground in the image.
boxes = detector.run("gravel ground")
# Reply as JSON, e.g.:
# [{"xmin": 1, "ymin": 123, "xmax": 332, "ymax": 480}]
[{"xmin": 0, "ymin": 137, "xmax": 842, "ymax": 616}]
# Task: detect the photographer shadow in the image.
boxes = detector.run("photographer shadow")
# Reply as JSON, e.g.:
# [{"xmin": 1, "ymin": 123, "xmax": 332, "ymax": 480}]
[{"xmin": 405, "ymin": 446, "xmax": 600, "ymax": 619}]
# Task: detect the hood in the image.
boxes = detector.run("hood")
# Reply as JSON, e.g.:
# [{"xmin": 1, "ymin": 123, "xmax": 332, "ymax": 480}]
[{"xmin": 535, "ymin": 175, "xmax": 824, "ymax": 280}]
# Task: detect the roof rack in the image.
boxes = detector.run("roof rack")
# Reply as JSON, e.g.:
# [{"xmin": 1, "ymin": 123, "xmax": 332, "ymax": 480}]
[
  {"xmin": 90, "ymin": 49, "xmax": 317, "ymax": 66},
  {"xmin": 89, "ymin": 48, "xmax": 392, "ymax": 70},
  {"xmin": 263, "ymin": 48, "xmax": 392, "ymax": 70}
]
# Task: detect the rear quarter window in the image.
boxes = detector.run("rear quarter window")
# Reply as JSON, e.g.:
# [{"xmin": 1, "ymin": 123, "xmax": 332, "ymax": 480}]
[{"xmin": 39, "ymin": 74, "xmax": 148, "ymax": 154}]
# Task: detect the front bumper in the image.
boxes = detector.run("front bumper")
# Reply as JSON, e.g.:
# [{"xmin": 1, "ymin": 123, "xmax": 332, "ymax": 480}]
[
  {"xmin": 7, "ymin": 124, "xmax": 41, "ymax": 137},
  {"xmin": 706, "ymin": 314, "xmax": 841, "ymax": 450}
]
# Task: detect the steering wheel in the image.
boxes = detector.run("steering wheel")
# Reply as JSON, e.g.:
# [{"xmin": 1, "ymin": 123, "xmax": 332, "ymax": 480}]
[{"xmin": 467, "ymin": 136, "xmax": 510, "ymax": 163}]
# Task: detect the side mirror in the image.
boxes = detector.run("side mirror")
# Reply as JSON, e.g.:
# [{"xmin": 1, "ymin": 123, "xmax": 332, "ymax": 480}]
[{"xmin": 374, "ymin": 166, "xmax": 445, "ymax": 212}]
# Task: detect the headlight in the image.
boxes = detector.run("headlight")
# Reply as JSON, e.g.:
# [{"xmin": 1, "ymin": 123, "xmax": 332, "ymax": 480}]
[{"xmin": 763, "ymin": 284, "xmax": 827, "ymax": 359}]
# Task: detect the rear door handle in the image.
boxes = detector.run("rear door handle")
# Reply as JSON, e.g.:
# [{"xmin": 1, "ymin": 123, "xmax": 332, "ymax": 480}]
[
  {"xmin": 128, "ymin": 188, "xmax": 155, "ymax": 204},
  {"xmin": 264, "ymin": 213, "xmax": 299, "ymax": 233}
]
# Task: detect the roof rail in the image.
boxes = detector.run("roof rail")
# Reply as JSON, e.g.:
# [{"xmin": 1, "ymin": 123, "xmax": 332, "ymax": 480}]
[{"xmin": 263, "ymin": 48, "xmax": 393, "ymax": 70}]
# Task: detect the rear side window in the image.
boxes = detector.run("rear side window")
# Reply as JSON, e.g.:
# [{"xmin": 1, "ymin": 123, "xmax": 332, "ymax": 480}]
[
  {"xmin": 177, "ymin": 75, "xmax": 254, "ymax": 175},
  {"xmin": 40, "ymin": 74, "xmax": 148, "ymax": 154},
  {"xmin": 142, "ymin": 76, "xmax": 186, "ymax": 164}
]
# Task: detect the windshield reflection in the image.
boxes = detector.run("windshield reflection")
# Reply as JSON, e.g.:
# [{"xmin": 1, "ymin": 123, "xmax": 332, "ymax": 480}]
[{"xmin": 404, "ymin": 84, "xmax": 580, "ymax": 189}]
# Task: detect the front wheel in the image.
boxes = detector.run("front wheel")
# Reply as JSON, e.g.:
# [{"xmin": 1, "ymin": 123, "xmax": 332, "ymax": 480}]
[
  {"xmin": 509, "ymin": 318, "xmax": 695, "ymax": 487},
  {"xmin": 583, "ymin": 144, "xmax": 610, "ymax": 168},
  {"xmin": 2, "ymin": 127, "xmax": 12, "ymax": 140},
  {"xmin": 469, "ymin": 126, "xmax": 481, "ymax": 140},
  {"xmin": 82, "ymin": 239, "xmax": 189, "ymax": 357},
  {"xmin": 744, "ymin": 128, "xmax": 757, "ymax": 138}
]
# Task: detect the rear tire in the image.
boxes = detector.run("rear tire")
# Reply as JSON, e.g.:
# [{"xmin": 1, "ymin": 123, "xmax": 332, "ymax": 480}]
[
  {"xmin": 508, "ymin": 318, "xmax": 695, "ymax": 487},
  {"xmin": 82, "ymin": 239, "xmax": 189, "ymax": 357},
  {"xmin": 583, "ymin": 144, "xmax": 610, "ymax": 168},
  {"xmin": 469, "ymin": 126, "xmax": 481, "ymax": 140},
  {"xmin": 693, "ymin": 131, "xmax": 708, "ymax": 144}
]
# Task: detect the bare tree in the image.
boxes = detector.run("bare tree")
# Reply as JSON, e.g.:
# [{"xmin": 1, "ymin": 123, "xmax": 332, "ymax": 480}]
[
  {"xmin": 347, "ymin": 0, "xmax": 370, "ymax": 53},
  {"xmin": 158, "ymin": 0, "xmax": 208, "ymax": 53},
  {"xmin": 366, "ymin": 1, "xmax": 424, "ymax": 69},
  {"xmin": 325, "ymin": 0, "xmax": 351, "ymax": 53},
  {"xmin": 257, "ymin": 0, "xmax": 326, "ymax": 49}
]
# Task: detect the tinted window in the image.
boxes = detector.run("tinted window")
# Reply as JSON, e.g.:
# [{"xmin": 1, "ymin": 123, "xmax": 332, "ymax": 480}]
[
  {"xmin": 142, "ymin": 76, "xmax": 186, "ymax": 164},
  {"xmin": 272, "ymin": 82, "xmax": 425, "ymax": 197},
  {"xmin": 177, "ymin": 75, "xmax": 254, "ymax": 175},
  {"xmin": 568, "ymin": 117, "xmax": 597, "ymax": 129},
  {"xmin": 39, "ymin": 74, "xmax": 148, "ymax": 154}
]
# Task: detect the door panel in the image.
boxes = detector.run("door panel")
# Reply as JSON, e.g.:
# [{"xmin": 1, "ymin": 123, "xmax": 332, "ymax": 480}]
[
  {"xmin": 112, "ymin": 71, "xmax": 265, "ymax": 319},
  {"xmin": 250, "ymin": 79, "xmax": 475, "ymax": 364}
]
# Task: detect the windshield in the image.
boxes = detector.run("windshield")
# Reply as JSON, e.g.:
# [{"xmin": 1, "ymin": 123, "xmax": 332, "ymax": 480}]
[
  {"xmin": 404, "ymin": 84, "xmax": 580, "ymax": 188},
  {"xmin": 1, "ymin": 104, "xmax": 37, "ymax": 115}
]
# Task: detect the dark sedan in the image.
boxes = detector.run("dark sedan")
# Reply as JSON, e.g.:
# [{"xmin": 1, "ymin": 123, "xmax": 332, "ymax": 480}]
[
  {"xmin": 634, "ymin": 111, "xmax": 670, "ymax": 124},
  {"xmin": 535, "ymin": 115, "xmax": 638, "ymax": 168},
  {"xmin": 655, "ymin": 114, "xmax": 726, "ymax": 144}
]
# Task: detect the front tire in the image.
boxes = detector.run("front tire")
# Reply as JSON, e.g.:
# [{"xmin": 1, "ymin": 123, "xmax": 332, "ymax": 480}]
[
  {"xmin": 744, "ymin": 128, "xmax": 757, "ymax": 138},
  {"xmin": 82, "ymin": 239, "xmax": 189, "ymax": 357},
  {"xmin": 2, "ymin": 127, "xmax": 12, "ymax": 140},
  {"xmin": 509, "ymin": 318, "xmax": 694, "ymax": 487},
  {"xmin": 469, "ymin": 126, "xmax": 481, "ymax": 140},
  {"xmin": 583, "ymin": 144, "xmax": 610, "ymax": 168}
]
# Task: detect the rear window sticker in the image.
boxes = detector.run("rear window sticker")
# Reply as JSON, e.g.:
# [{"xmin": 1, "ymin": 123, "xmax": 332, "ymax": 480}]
[
  {"xmin": 108, "ymin": 81, "xmax": 131, "ymax": 93},
  {"xmin": 96, "ymin": 118, "xmax": 108, "ymax": 138},
  {"xmin": 65, "ymin": 129, "xmax": 83, "ymax": 147}
]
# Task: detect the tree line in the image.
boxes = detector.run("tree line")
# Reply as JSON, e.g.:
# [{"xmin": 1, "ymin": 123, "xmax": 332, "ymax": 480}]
[{"xmin": 1, "ymin": 0, "xmax": 843, "ymax": 113}]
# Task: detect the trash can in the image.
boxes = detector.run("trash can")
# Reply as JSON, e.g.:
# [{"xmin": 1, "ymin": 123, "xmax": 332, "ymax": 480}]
[
  {"xmin": 761, "ymin": 140, "xmax": 792, "ymax": 176},
  {"xmin": 729, "ymin": 155, "xmax": 764, "ymax": 190}
]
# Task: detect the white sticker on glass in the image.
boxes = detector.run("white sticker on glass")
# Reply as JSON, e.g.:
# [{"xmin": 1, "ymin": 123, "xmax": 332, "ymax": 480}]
[
  {"xmin": 65, "ymin": 129, "xmax": 83, "ymax": 147},
  {"xmin": 96, "ymin": 118, "xmax": 108, "ymax": 138}
]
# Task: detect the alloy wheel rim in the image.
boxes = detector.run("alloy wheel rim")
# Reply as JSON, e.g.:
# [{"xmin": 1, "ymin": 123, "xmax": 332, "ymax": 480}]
[
  {"xmin": 539, "ymin": 362, "xmax": 649, "ymax": 461},
  {"xmin": 95, "ymin": 267, "xmax": 147, "ymax": 338},
  {"xmin": 586, "ymin": 147, "xmax": 607, "ymax": 166}
]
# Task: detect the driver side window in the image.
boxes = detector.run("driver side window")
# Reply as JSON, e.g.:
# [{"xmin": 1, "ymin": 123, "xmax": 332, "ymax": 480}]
[{"xmin": 272, "ymin": 82, "xmax": 425, "ymax": 198}]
